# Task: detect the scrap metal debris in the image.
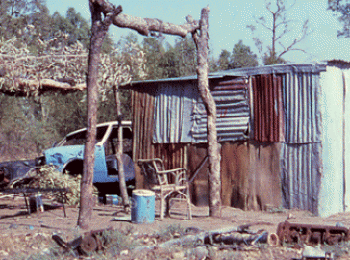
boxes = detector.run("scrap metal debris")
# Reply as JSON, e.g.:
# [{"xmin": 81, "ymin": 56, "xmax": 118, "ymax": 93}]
[
  {"xmin": 206, "ymin": 225, "xmax": 269, "ymax": 246},
  {"xmin": 52, "ymin": 228, "xmax": 110, "ymax": 255},
  {"xmin": 277, "ymin": 221, "xmax": 350, "ymax": 246},
  {"xmin": 301, "ymin": 246, "xmax": 334, "ymax": 260}
]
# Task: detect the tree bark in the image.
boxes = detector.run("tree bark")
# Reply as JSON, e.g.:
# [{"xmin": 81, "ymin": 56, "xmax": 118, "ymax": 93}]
[
  {"xmin": 0, "ymin": 78, "xmax": 86, "ymax": 96},
  {"xmin": 113, "ymin": 85, "xmax": 130, "ymax": 211},
  {"xmin": 192, "ymin": 7, "xmax": 222, "ymax": 217},
  {"xmin": 78, "ymin": 0, "xmax": 120, "ymax": 229},
  {"xmin": 112, "ymin": 13, "xmax": 199, "ymax": 38}
]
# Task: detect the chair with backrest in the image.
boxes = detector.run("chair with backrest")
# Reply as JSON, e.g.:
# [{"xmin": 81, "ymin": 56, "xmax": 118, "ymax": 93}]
[{"xmin": 137, "ymin": 158, "xmax": 191, "ymax": 220}]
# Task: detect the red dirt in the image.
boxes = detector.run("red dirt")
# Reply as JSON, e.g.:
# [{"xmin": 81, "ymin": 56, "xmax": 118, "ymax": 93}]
[{"xmin": 0, "ymin": 194, "xmax": 350, "ymax": 259}]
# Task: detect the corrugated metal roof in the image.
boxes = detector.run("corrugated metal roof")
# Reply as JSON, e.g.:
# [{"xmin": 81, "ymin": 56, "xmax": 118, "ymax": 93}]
[
  {"xmin": 214, "ymin": 63, "xmax": 327, "ymax": 77},
  {"xmin": 121, "ymin": 63, "xmax": 327, "ymax": 89}
]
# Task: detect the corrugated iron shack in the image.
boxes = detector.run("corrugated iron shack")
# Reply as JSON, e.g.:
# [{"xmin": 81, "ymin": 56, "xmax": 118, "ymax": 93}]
[{"xmin": 122, "ymin": 63, "xmax": 350, "ymax": 217}]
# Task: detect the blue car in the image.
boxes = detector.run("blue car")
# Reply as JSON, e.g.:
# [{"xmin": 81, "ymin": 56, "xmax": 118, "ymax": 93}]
[{"xmin": 36, "ymin": 121, "xmax": 135, "ymax": 196}]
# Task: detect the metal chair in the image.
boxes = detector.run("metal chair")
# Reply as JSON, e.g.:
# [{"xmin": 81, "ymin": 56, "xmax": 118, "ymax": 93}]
[{"xmin": 137, "ymin": 158, "xmax": 192, "ymax": 220}]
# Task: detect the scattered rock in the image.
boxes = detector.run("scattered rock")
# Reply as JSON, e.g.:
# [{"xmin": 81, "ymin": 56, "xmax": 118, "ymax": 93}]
[
  {"xmin": 186, "ymin": 246, "xmax": 209, "ymax": 259},
  {"xmin": 303, "ymin": 246, "xmax": 333, "ymax": 259}
]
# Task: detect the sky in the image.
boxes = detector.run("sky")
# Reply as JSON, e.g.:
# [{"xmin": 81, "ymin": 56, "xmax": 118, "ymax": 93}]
[{"xmin": 45, "ymin": 0, "xmax": 350, "ymax": 64}]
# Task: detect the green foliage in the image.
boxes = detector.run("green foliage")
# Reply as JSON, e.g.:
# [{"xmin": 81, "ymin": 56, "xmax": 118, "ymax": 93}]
[
  {"xmin": 98, "ymin": 90, "xmax": 132, "ymax": 122},
  {"xmin": 116, "ymin": 33, "xmax": 146, "ymax": 80},
  {"xmin": 0, "ymin": 94, "xmax": 61, "ymax": 159},
  {"xmin": 18, "ymin": 164, "xmax": 97, "ymax": 206},
  {"xmin": 0, "ymin": 0, "xmax": 30, "ymax": 40},
  {"xmin": 263, "ymin": 51, "xmax": 286, "ymax": 65},
  {"xmin": 40, "ymin": 92, "xmax": 88, "ymax": 137},
  {"xmin": 211, "ymin": 40, "xmax": 258, "ymax": 71},
  {"xmin": 142, "ymin": 35, "xmax": 197, "ymax": 79},
  {"xmin": 0, "ymin": 0, "xmax": 114, "ymax": 53},
  {"xmin": 51, "ymin": 8, "xmax": 90, "ymax": 48},
  {"xmin": 232, "ymin": 40, "xmax": 259, "ymax": 68},
  {"xmin": 328, "ymin": 0, "xmax": 350, "ymax": 38},
  {"xmin": 173, "ymin": 36, "xmax": 197, "ymax": 76},
  {"xmin": 142, "ymin": 36, "xmax": 166, "ymax": 79},
  {"xmin": 217, "ymin": 49, "xmax": 232, "ymax": 70}
]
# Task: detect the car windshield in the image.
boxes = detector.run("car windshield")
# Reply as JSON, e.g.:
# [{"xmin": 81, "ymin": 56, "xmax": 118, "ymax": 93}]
[{"xmin": 62, "ymin": 125, "xmax": 109, "ymax": 146}]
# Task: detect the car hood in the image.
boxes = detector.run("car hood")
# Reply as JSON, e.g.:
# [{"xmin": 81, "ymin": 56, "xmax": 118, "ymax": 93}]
[{"xmin": 44, "ymin": 145, "xmax": 84, "ymax": 171}]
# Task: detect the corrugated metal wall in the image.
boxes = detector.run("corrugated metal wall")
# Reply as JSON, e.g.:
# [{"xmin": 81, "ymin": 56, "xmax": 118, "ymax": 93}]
[
  {"xmin": 278, "ymin": 72, "xmax": 322, "ymax": 215},
  {"xmin": 282, "ymin": 72, "xmax": 321, "ymax": 143},
  {"xmin": 250, "ymin": 71, "xmax": 323, "ymax": 215},
  {"xmin": 132, "ymin": 85, "xmax": 156, "ymax": 162},
  {"xmin": 220, "ymin": 141, "xmax": 282, "ymax": 210},
  {"xmin": 281, "ymin": 143, "xmax": 322, "ymax": 214},
  {"xmin": 130, "ymin": 65, "xmax": 326, "ymax": 214},
  {"xmin": 191, "ymin": 78, "xmax": 250, "ymax": 142},
  {"xmin": 251, "ymin": 74, "xmax": 284, "ymax": 142},
  {"xmin": 132, "ymin": 85, "xmax": 188, "ymax": 189},
  {"xmin": 153, "ymin": 83, "xmax": 197, "ymax": 143}
]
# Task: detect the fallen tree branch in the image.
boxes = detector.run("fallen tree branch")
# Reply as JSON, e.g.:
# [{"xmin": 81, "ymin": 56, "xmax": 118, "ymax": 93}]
[{"xmin": 133, "ymin": 225, "xmax": 271, "ymax": 254}]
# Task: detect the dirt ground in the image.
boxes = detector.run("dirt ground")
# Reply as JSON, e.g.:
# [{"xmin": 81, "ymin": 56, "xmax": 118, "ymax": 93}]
[{"xmin": 0, "ymin": 194, "xmax": 350, "ymax": 259}]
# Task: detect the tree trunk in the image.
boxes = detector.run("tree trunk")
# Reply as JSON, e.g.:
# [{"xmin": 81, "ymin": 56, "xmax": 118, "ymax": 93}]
[
  {"xmin": 192, "ymin": 7, "xmax": 222, "ymax": 217},
  {"xmin": 113, "ymin": 85, "xmax": 130, "ymax": 211},
  {"xmin": 78, "ymin": 0, "xmax": 119, "ymax": 229}
]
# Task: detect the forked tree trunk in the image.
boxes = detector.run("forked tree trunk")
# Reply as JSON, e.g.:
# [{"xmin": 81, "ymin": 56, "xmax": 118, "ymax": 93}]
[{"xmin": 192, "ymin": 7, "xmax": 222, "ymax": 217}]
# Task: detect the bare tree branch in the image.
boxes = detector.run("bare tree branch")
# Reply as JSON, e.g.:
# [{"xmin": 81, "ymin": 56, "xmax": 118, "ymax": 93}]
[{"xmin": 248, "ymin": 0, "xmax": 310, "ymax": 64}]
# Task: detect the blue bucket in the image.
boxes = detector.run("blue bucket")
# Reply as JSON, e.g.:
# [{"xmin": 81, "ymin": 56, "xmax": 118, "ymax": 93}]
[
  {"xmin": 106, "ymin": 194, "xmax": 119, "ymax": 205},
  {"xmin": 131, "ymin": 189, "xmax": 155, "ymax": 223}
]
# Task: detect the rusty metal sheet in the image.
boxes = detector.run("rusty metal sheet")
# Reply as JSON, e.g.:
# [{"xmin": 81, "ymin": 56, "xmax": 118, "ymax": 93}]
[{"xmin": 251, "ymin": 74, "xmax": 283, "ymax": 142}]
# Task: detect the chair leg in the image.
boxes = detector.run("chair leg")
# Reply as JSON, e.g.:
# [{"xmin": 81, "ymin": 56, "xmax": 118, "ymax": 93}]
[
  {"xmin": 186, "ymin": 190, "xmax": 192, "ymax": 220},
  {"xmin": 160, "ymin": 193, "xmax": 165, "ymax": 220}
]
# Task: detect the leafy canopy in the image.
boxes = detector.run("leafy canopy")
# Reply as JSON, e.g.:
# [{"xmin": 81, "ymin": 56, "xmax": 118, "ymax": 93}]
[{"xmin": 328, "ymin": 0, "xmax": 350, "ymax": 38}]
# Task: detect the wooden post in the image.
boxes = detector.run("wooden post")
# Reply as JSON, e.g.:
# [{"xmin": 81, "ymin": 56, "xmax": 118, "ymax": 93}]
[
  {"xmin": 113, "ymin": 85, "xmax": 130, "ymax": 211},
  {"xmin": 192, "ymin": 7, "xmax": 221, "ymax": 217}
]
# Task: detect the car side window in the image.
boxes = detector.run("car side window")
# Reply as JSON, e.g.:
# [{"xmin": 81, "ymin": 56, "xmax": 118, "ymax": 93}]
[{"xmin": 105, "ymin": 138, "xmax": 116, "ymax": 156}]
